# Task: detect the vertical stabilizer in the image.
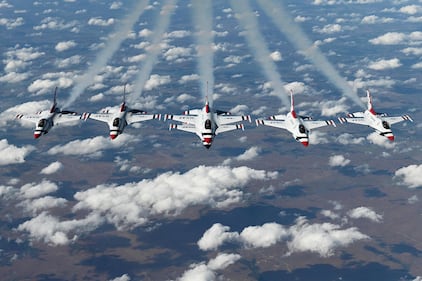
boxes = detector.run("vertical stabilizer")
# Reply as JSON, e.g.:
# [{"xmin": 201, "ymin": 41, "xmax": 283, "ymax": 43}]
[
  {"xmin": 120, "ymin": 84, "xmax": 127, "ymax": 112},
  {"xmin": 50, "ymin": 87, "xmax": 58, "ymax": 113},
  {"xmin": 366, "ymin": 90, "xmax": 376, "ymax": 115},
  {"xmin": 290, "ymin": 89, "xmax": 297, "ymax": 118}
]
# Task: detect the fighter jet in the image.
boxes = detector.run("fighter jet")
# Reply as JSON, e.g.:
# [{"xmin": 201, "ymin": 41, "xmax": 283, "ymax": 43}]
[
  {"xmin": 338, "ymin": 90, "xmax": 413, "ymax": 141},
  {"xmin": 82, "ymin": 86, "xmax": 160, "ymax": 139},
  {"xmin": 15, "ymin": 87, "xmax": 81, "ymax": 139},
  {"xmin": 256, "ymin": 90, "xmax": 336, "ymax": 147},
  {"xmin": 164, "ymin": 97, "xmax": 251, "ymax": 149}
]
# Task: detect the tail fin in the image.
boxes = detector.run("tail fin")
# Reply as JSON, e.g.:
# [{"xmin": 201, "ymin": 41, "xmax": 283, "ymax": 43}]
[
  {"xmin": 205, "ymin": 95, "xmax": 210, "ymax": 113},
  {"xmin": 366, "ymin": 89, "xmax": 376, "ymax": 115},
  {"xmin": 290, "ymin": 89, "xmax": 297, "ymax": 118},
  {"xmin": 120, "ymin": 84, "xmax": 127, "ymax": 112},
  {"xmin": 50, "ymin": 87, "xmax": 58, "ymax": 113}
]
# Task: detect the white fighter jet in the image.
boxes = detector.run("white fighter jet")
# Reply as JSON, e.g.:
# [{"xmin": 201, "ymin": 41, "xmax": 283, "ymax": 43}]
[
  {"xmin": 256, "ymin": 90, "xmax": 336, "ymax": 147},
  {"xmin": 164, "ymin": 97, "xmax": 251, "ymax": 149},
  {"xmin": 338, "ymin": 90, "xmax": 413, "ymax": 141},
  {"xmin": 16, "ymin": 87, "xmax": 81, "ymax": 139},
  {"xmin": 82, "ymin": 86, "xmax": 160, "ymax": 139}
]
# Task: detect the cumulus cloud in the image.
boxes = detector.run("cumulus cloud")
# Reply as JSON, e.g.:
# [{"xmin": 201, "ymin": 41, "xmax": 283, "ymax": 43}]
[
  {"xmin": 368, "ymin": 31, "xmax": 422, "ymax": 45},
  {"xmin": 176, "ymin": 253, "xmax": 241, "ymax": 281},
  {"xmin": 40, "ymin": 161, "xmax": 63, "ymax": 175},
  {"xmin": 328, "ymin": 154, "xmax": 351, "ymax": 167},
  {"xmin": 163, "ymin": 47, "xmax": 191, "ymax": 62},
  {"xmin": 0, "ymin": 139, "xmax": 35, "ymax": 165},
  {"xmin": 347, "ymin": 207, "xmax": 383, "ymax": 222},
  {"xmin": 198, "ymin": 223, "xmax": 240, "ymax": 251},
  {"xmin": 270, "ymin": 51, "xmax": 282, "ymax": 61},
  {"xmin": 368, "ymin": 58, "xmax": 402, "ymax": 70},
  {"xmin": 394, "ymin": 164, "xmax": 422, "ymax": 188},
  {"xmin": 399, "ymin": 5, "xmax": 422, "ymax": 15},
  {"xmin": 16, "ymin": 165, "xmax": 277, "ymax": 245},
  {"xmin": 366, "ymin": 132, "xmax": 395, "ymax": 149},
  {"xmin": 73, "ymin": 166, "xmax": 277, "ymax": 229},
  {"xmin": 179, "ymin": 74, "xmax": 199, "ymax": 84},
  {"xmin": 198, "ymin": 217, "xmax": 368, "ymax": 257},
  {"xmin": 0, "ymin": 17, "xmax": 24, "ymax": 29},
  {"xmin": 88, "ymin": 17, "xmax": 115, "ymax": 26},
  {"xmin": 222, "ymin": 146, "xmax": 261, "ymax": 165},
  {"xmin": 336, "ymin": 133, "xmax": 365, "ymax": 145},
  {"xmin": 314, "ymin": 24, "xmax": 342, "ymax": 34},
  {"xmin": 144, "ymin": 74, "xmax": 171, "ymax": 90},
  {"xmin": 55, "ymin": 40, "xmax": 76, "ymax": 52},
  {"xmin": 109, "ymin": 274, "xmax": 131, "ymax": 281},
  {"xmin": 47, "ymin": 135, "xmax": 137, "ymax": 157},
  {"xmin": 286, "ymin": 217, "xmax": 368, "ymax": 257}
]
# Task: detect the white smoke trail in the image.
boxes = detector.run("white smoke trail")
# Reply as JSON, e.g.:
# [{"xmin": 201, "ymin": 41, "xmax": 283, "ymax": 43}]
[
  {"xmin": 129, "ymin": 0, "xmax": 177, "ymax": 103},
  {"xmin": 192, "ymin": 0, "xmax": 214, "ymax": 106},
  {"xmin": 230, "ymin": 0, "xmax": 289, "ymax": 107},
  {"xmin": 63, "ymin": 0, "xmax": 150, "ymax": 107},
  {"xmin": 257, "ymin": 0, "xmax": 364, "ymax": 108}
]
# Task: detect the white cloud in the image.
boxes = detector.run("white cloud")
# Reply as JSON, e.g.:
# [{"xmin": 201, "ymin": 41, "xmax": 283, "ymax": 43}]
[
  {"xmin": 408, "ymin": 195, "xmax": 418, "ymax": 204},
  {"xmin": 19, "ymin": 180, "xmax": 58, "ymax": 199},
  {"xmin": 47, "ymin": 135, "xmax": 138, "ymax": 157},
  {"xmin": 347, "ymin": 207, "xmax": 383, "ymax": 222},
  {"xmin": 55, "ymin": 40, "xmax": 76, "ymax": 52},
  {"xmin": 314, "ymin": 24, "xmax": 342, "ymax": 34},
  {"xmin": 399, "ymin": 5, "xmax": 422, "ymax": 15},
  {"xmin": 240, "ymin": 223, "xmax": 288, "ymax": 248},
  {"xmin": 361, "ymin": 15, "xmax": 394, "ymax": 24},
  {"xmin": 163, "ymin": 47, "xmax": 191, "ymax": 62},
  {"xmin": 144, "ymin": 74, "xmax": 171, "ymax": 90},
  {"xmin": 366, "ymin": 132, "xmax": 395, "ymax": 148},
  {"xmin": 198, "ymin": 217, "xmax": 368, "ymax": 257},
  {"xmin": 269, "ymin": 51, "xmax": 282, "ymax": 62},
  {"xmin": 109, "ymin": 274, "xmax": 130, "ymax": 281},
  {"xmin": 17, "ymin": 212, "xmax": 104, "ymax": 246},
  {"xmin": 394, "ymin": 164, "xmax": 422, "ymax": 188},
  {"xmin": 368, "ymin": 58, "xmax": 402, "ymax": 70},
  {"xmin": 411, "ymin": 62, "xmax": 422, "ymax": 69},
  {"xmin": 0, "ymin": 100, "xmax": 50, "ymax": 127},
  {"xmin": 0, "ymin": 139, "xmax": 35, "ymax": 165},
  {"xmin": 179, "ymin": 74, "xmax": 199, "ymax": 84},
  {"xmin": 165, "ymin": 30, "xmax": 191, "ymax": 38},
  {"xmin": 88, "ymin": 17, "xmax": 115, "ymax": 26},
  {"xmin": 73, "ymin": 166, "xmax": 277, "ymax": 229},
  {"xmin": 0, "ymin": 17, "xmax": 24, "ymax": 29},
  {"xmin": 222, "ymin": 146, "xmax": 261, "ymax": 165},
  {"xmin": 20, "ymin": 196, "xmax": 68, "ymax": 215},
  {"xmin": 40, "ymin": 161, "xmax": 63, "ymax": 175},
  {"xmin": 369, "ymin": 32, "xmax": 410, "ymax": 45},
  {"xmin": 286, "ymin": 217, "xmax": 368, "ymax": 257},
  {"xmin": 198, "ymin": 223, "xmax": 239, "ymax": 251},
  {"xmin": 328, "ymin": 154, "xmax": 351, "ymax": 167},
  {"xmin": 336, "ymin": 133, "xmax": 365, "ymax": 145},
  {"xmin": 176, "ymin": 253, "xmax": 241, "ymax": 281}
]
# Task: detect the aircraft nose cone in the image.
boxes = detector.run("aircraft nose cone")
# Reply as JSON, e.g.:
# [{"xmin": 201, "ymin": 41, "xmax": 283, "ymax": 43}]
[
  {"xmin": 110, "ymin": 134, "xmax": 117, "ymax": 140},
  {"xmin": 34, "ymin": 133, "xmax": 41, "ymax": 139},
  {"xmin": 387, "ymin": 135, "xmax": 394, "ymax": 141},
  {"xmin": 301, "ymin": 141, "xmax": 309, "ymax": 147}
]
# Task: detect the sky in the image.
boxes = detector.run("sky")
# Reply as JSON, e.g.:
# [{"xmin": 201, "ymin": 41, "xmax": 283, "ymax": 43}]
[{"xmin": 0, "ymin": 0, "xmax": 421, "ymax": 280}]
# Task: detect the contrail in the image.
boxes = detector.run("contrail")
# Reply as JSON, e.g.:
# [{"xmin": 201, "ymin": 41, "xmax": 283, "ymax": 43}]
[
  {"xmin": 257, "ymin": 0, "xmax": 364, "ymax": 108},
  {"xmin": 192, "ymin": 0, "xmax": 214, "ymax": 106},
  {"xmin": 230, "ymin": 0, "xmax": 289, "ymax": 107},
  {"xmin": 129, "ymin": 0, "xmax": 177, "ymax": 103},
  {"xmin": 63, "ymin": 0, "xmax": 150, "ymax": 107}
]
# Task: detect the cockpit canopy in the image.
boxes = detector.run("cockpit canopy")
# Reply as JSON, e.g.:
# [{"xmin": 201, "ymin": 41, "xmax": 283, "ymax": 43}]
[
  {"xmin": 205, "ymin": 119, "xmax": 212, "ymax": 130},
  {"xmin": 298, "ymin": 124, "xmax": 306, "ymax": 134},
  {"xmin": 38, "ymin": 118, "xmax": 46, "ymax": 127},
  {"xmin": 113, "ymin": 118, "xmax": 120, "ymax": 127},
  {"xmin": 382, "ymin": 120, "xmax": 390, "ymax": 129}
]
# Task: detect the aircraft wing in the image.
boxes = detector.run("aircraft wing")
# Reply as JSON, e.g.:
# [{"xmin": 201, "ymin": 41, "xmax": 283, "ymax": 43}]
[
  {"xmin": 268, "ymin": 114, "xmax": 287, "ymax": 120},
  {"xmin": 86, "ymin": 113, "xmax": 113, "ymax": 123},
  {"xmin": 127, "ymin": 113, "xmax": 160, "ymax": 125},
  {"xmin": 16, "ymin": 113, "xmax": 43, "ymax": 124},
  {"xmin": 304, "ymin": 119, "xmax": 336, "ymax": 130},
  {"xmin": 383, "ymin": 115, "xmax": 413, "ymax": 125},
  {"xmin": 165, "ymin": 114, "xmax": 197, "ymax": 124},
  {"xmin": 338, "ymin": 117, "xmax": 369, "ymax": 126},
  {"xmin": 215, "ymin": 124, "xmax": 244, "ymax": 135},
  {"xmin": 169, "ymin": 123, "xmax": 197, "ymax": 133},
  {"xmin": 216, "ymin": 115, "xmax": 251, "ymax": 125},
  {"xmin": 256, "ymin": 119, "xmax": 288, "ymax": 129},
  {"xmin": 53, "ymin": 113, "xmax": 81, "ymax": 125}
]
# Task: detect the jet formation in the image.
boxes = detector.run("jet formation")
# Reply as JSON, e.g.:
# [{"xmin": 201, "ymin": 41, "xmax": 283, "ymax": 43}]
[{"xmin": 15, "ymin": 87, "xmax": 413, "ymax": 148}]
